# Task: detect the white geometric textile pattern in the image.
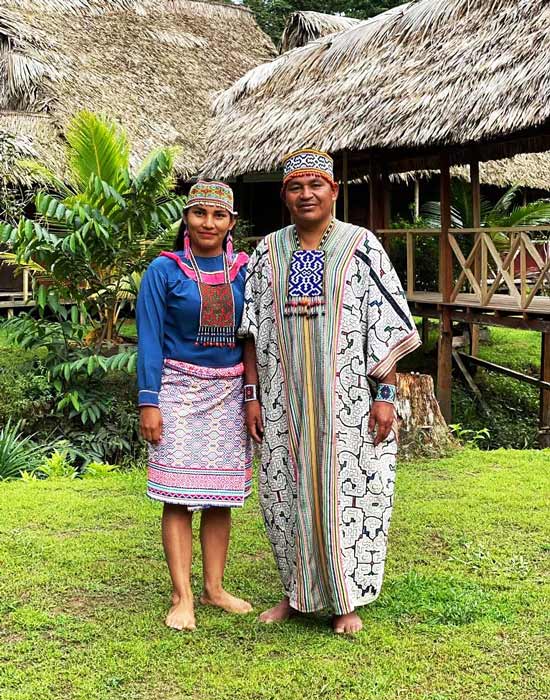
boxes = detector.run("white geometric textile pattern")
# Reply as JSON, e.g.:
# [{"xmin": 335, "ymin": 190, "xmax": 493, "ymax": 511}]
[
  {"xmin": 147, "ymin": 363, "xmax": 252, "ymax": 510},
  {"xmin": 283, "ymin": 149, "xmax": 334, "ymax": 180}
]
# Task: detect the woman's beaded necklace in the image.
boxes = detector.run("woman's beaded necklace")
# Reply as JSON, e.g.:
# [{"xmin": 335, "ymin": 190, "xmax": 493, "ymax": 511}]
[
  {"xmin": 292, "ymin": 217, "xmax": 335, "ymax": 250},
  {"xmin": 187, "ymin": 249, "xmax": 237, "ymax": 348}
]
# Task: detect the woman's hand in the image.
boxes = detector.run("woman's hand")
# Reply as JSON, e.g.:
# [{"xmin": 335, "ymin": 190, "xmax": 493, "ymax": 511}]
[
  {"xmin": 140, "ymin": 406, "xmax": 163, "ymax": 445},
  {"xmin": 245, "ymin": 400, "xmax": 264, "ymax": 443},
  {"xmin": 368, "ymin": 401, "xmax": 395, "ymax": 446}
]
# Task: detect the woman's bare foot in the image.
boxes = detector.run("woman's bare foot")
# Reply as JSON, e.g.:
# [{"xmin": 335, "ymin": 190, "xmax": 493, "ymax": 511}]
[
  {"xmin": 200, "ymin": 589, "xmax": 253, "ymax": 614},
  {"xmin": 332, "ymin": 611, "xmax": 363, "ymax": 635},
  {"xmin": 166, "ymin": 591, "xmax": 196, "ymax": 631},
  {"xmin": 259, "ymin": 597, "xmax": 293, "ymax": 624}
]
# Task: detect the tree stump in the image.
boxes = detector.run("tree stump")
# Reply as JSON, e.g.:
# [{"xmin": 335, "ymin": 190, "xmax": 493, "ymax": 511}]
[{"xmin": 396, "ymin": 372, "xmax": 455, "ymax": 459}]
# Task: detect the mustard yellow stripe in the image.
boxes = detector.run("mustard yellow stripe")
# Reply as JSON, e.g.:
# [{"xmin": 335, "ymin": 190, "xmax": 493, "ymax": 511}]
[{"xmin": 303, "ymin": 318, "xmax": 329, "ymax": 588}]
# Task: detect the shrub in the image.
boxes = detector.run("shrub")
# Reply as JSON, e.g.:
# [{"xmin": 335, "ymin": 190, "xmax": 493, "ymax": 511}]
[
  {"xmin": 0, "ymin": 420, "xmax": 49, "ymax": 480},
  {"xmin": 0, "ymin": 347, "xmax": 52, "ymax": 427},
  {"xmin": 35, "ymin": 449, "xmax": 79, "ymax": 479}
]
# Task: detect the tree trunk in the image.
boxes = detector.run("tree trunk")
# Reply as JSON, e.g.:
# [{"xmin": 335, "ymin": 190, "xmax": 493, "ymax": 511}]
[{"xmin": 395, "ymin": 372, "xmax": 455, "ymax": 459}]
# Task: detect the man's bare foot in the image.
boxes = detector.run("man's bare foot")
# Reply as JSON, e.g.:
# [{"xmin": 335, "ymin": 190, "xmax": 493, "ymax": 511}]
[
  {"xmin": 259, "ymin": 597, "xmax": 293, "ymax": 624},
  {"xmin": 166, "ymin": 592, "xmax": 196, "ymax": 631},
  {"xmin": 332, "ymin": 611, "xmax": 363, "ymax": 635},
  {"xmin": 200, "ymin": 589, "xmax": 253, "ymax": 614}
]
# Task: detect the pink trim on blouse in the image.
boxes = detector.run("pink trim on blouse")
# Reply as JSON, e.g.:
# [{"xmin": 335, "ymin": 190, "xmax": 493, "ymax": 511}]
[
  {"xmin": 164, "ymin": 359, "xmax": 244, "ymax": 378},
  {"xmin": 160, "ymin": 251, "xmax": 248, "ymax": 284}
]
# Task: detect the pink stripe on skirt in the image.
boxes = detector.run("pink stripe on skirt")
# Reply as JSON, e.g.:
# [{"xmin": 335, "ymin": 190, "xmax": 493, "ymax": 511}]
[{"xmin": 147, "ymin": 360, "xmax": 252, "ymax": 510}]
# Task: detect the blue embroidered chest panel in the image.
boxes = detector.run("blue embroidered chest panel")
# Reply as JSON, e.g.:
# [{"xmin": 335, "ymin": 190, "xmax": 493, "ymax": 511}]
[{"xmin": 287, "ymin": 249, "xmax": 325, "ymax": 298}]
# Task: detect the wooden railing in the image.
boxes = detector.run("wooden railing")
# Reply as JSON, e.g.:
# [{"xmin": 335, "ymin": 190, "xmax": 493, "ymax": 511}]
[{"xmin": 379, "ymin": 226, "xmax": 550, "ymax": 311}]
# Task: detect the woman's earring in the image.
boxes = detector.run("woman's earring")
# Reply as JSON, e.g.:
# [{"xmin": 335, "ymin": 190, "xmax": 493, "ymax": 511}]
[
  {"xmin": 183, "ymin": 228, "xmax": 191, "ymax": 259},
  {"xmin": 225, "ymin": 229, "xmax": 234, "ymax": 264}
]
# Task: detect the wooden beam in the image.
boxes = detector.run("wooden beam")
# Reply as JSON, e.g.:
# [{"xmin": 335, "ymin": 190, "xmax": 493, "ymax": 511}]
[
  {"xmin": 439, "ymin": 156, "xmax": 452, "ymax": 302},
  {"xmin": 414, "ymin": 178, "xmax": 420, "ymax": 219},
  {"xmin": 406, "ymin": 232, "xmax": 415, "ymax": 296},
  {"xmin": 437, "ymin": 154, "xmax": 453, "ymax": 421},
  {"xmin": 407, "ymin": 305, "xmax": 550, "ymax": 332},
  {"xmin": 470, "ymin": 158, "xmax": 481, "ymax": 356},
  {"xmin": 452, "ymin": 350, "xmax": 489, "ymax": 411},
  {"xmin": 458, "ymin": 351, "xmax": 550, "ymax": 390},
  {"xmin": 422, "ymin": 317, "xmax": 430, "ymax": 346},
  {"xmin": 540, "ymin": 333, "xmax": 550, "ymax": 448},
  {"xmin": 437, "ymin": 310, "xmax": 453, "ymax": 421}
]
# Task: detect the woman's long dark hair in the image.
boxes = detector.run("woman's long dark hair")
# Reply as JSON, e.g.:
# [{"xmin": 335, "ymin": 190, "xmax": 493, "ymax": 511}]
[{"xmin": 173, "ymin": 217, "xmax": 186, "ymax": 251}]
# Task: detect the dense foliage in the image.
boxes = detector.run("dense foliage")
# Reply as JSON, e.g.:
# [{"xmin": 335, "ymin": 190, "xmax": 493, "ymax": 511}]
[{"xmin": 0, "ymin": 112, "xmax": 184, "ymax": 433}]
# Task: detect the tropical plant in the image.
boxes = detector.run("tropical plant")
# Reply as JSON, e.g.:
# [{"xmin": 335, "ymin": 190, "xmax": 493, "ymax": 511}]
[
  {"xmin": 0, "ymin": 112, "xmax": 184, "ymax": 426},
  {"xmin": 0, "ymin": 420, "xmax": 48, "ymax": 480},
  {"xmin": 83, "ymin": 461, "xmax": 118, "ymax": 478},
  {"xmin": 35, "ymin": 449, "xmax": 79, "ymax": 479},
  {"xmin": 1, "ymin": 314, "xmax": 135, "ymax": 425},
  {"xmin": 0, "ymin": 110, "xmax": 184, "ymax": 346}
]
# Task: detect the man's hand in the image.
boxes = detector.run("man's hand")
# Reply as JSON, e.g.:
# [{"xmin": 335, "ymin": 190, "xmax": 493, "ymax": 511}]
[
  {"xmin": 245, "ymin": 400, "xmax": 264, "ymax": 443},
  {"xmin": 140, "ymin": 406, "xmax": 163, "ymax": 445},
  {"xmin": 368, "ymin": 401, "xmax": 395, "ymax": 446}
]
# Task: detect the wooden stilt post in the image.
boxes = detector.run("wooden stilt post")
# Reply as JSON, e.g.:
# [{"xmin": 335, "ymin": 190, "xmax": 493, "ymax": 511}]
[
  {"xmin": 414, "ymin": 178, "xmax": 420, "ymax": 219},
  {"xmin": 437, "ymin": 153, "xmax": 453, "ymax": 422},
  {"xmin": 343, "ymin": 150, "xmax": 349, "ymax": 223},
  {"xmin": 540, "ymin": 332, "xmax": 550, "ymax": 448},
  {"xmin": 369, "ymin": 161, "xmax": 384, "ymax": 243},
  {"xmin": 22, "ymin": 268, "xmax": 29, "ymax": 303},
  {"xmin": 422, "ymin": 317, "xmax": 430, "ymax": 353},
  {"xmin": 370, "ymin": 162, "xmax": 389, "ymax": 247},
  {"xmin": 470, "ymin": 158, "xmax": 481, "ymax": 356},
  {"xmin": 382, "ymin": 169, "xmax": 391, "ymax": 248}
]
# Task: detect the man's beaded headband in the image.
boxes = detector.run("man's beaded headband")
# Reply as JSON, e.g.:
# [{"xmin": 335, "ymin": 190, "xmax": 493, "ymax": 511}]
[{"xmin": 282, "ymin": 148, "xmax": 335, "ymax": 187}]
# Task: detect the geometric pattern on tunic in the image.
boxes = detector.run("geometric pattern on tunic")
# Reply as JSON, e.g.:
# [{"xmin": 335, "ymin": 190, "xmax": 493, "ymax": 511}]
[
  {"xmin": 147, "ymin": 362, "xmax": 252, "ymax": 510},
  {"xmin": 198, "ymin": 281, "xmax": 235, "ymax": 328},
  {"xmin": 288, "ymin": 249, "xmax": 325, "ymax": 297},
  {"xmin": 239, "ymin": 223, "xmax": 419, "ymax": 613},
  {"xmin": 283, "ymin": 150, "xmax": 334, "ymax": 181}
]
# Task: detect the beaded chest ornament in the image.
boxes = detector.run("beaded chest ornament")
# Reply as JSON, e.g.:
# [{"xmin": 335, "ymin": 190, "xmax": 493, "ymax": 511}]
[
  {"xmin": 284, "ymin": 218, "xmax": 335, "ymax": 317},
  {"xmin": 187, "ymin": 251, "xmax": 237, "ymax": 348}
]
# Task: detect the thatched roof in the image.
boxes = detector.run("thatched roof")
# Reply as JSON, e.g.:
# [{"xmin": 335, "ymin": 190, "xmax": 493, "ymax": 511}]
[
  {"xmin": 202, "ymin": 0, "xmax": 550, "ymax": 179},
  {"xmin": 453, "ymin": 153, "xmax": 550, "ymax": 191},
  {"xmin": 0, "ymin": 129, "xmax": 41, "ymax": 186},
  {"xmin": 280, "ymin": 11, "xmax": 362, "ymax": 52},
  {"xmin": 0, "ymin": 0, "xmax": 275, "ymax": 180},
  {"xmin": 395, "ymin": 152, "xmax": 550, "ymax": 191}
]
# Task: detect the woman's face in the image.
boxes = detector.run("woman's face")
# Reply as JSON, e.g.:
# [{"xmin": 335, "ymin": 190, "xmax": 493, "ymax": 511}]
[{"xmin": 185, "ymin": 205, "xmax": 234, "ymax": 256}]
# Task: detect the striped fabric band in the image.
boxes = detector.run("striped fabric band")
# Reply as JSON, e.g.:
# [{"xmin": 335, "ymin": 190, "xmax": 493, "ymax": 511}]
[{"xmin": 267, "ymin": 220, "xmax": 365, "ymax": 614}]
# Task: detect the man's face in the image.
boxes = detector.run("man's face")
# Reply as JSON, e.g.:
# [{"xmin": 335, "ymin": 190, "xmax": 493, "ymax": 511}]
[{"xmin": 284, "ymin": 175, "xmax": 338, "ymax": 225}]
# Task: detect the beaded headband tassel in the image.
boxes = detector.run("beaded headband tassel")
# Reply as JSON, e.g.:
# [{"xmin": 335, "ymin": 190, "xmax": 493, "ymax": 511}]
[{"xmin": 282, "ymin": 148, "xmax": 335, "ymax": 188}]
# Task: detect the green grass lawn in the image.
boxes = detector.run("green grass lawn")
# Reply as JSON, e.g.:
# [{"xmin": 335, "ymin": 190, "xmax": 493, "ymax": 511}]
[{"xmin": 1, "ymin": 449, "xmax": 548, "ymax": 700}]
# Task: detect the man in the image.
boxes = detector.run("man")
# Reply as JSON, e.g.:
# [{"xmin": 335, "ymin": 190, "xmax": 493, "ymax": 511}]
[{"xmin": 241, "ymin": 149, "xmax": 420, "ymax": 634}]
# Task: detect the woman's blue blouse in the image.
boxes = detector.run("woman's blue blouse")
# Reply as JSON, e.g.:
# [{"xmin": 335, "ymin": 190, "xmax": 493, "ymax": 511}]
[{"xmin": 136, "ymin": 252, "xmax": 246, "ymax": 407}]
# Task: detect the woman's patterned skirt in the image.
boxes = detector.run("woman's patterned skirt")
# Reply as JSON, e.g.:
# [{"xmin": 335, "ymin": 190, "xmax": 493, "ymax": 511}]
[{"xmin": 147, "ymin": 360, "xmax": 252, "ymax": 510}]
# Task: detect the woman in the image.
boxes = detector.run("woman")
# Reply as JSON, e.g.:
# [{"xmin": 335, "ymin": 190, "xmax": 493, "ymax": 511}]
[{"xmin": 137, "ymin": 180, "xmax": 252, "ymax": 631}]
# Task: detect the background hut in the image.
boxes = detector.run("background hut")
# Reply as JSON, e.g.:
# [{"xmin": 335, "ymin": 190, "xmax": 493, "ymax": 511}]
[
  {"xmin": 0, "ymin": 0, "xmax": 275, "ymax": 181},
  {"xmin": 280, "ymin": 10, "xmax": 362, "ymax": 52},
  {"xmin": 0, "ymin": 0, "xmax": 275, "ymax": 298},
  {"xmin": 201, "ymin": 0, "xmax": 550, "ymax": 442}
]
